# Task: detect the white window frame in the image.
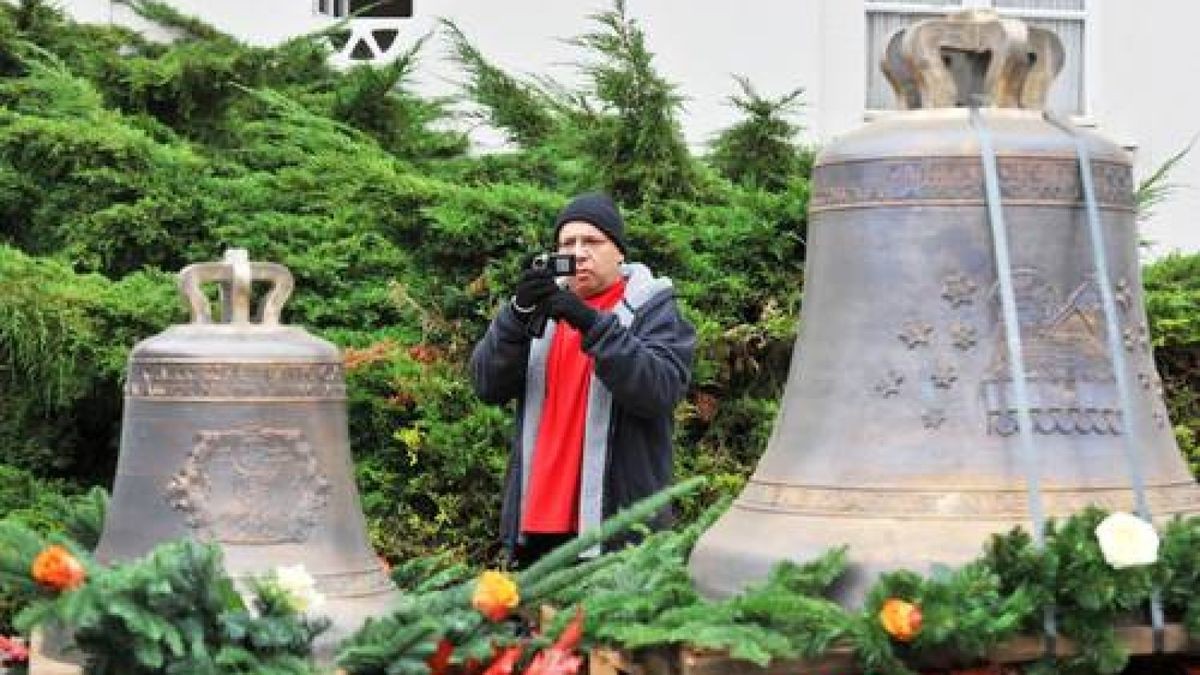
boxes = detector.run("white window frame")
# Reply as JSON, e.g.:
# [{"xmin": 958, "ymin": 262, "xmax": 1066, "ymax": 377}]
[
  {"xmin": 313, "ymin": 0, "xmax": 414, "ymax": 65},
  {"xmin": 863, "ymin": 0, "xmax": 1092, "ymax": 121},
  {"xmin": 314, "ymin": 0, "xmax": 414, "ymax": 19},
  {"xmin": 313, "ymin": 0, "xmax": 350, "ymax": 18}
]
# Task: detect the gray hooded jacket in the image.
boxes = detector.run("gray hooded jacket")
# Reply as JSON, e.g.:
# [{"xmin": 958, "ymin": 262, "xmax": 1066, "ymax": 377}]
[{"xmin": 469, "ymin": 263, "xmax": 696, "ymax": 551}]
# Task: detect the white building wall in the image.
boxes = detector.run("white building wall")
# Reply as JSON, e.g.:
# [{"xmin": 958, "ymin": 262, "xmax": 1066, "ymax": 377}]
[
  {"xmin": 110, "ymin": 0, "xmax": 331, "ymax": 44},
  {"xmin": 54, "ymin": 0, "xmax": 112, "ymax": 24},
  {"xmin": 49, "ymin": 0, "xmax": 1200, "ymax": 256},
  {"xmin": 1089, "ymin": 1, "xmax": 1200, "ymax": 257}
]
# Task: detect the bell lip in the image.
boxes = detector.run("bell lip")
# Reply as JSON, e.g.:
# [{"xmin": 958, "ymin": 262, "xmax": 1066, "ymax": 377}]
[{"xmin": 689, "ymin": 494, "xmax": 1200, "ymax": 607}]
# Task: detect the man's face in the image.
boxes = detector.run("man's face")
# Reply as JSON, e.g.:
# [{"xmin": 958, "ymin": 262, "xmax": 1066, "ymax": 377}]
[{"xmin": 556, "ymin": 221, "xmax": 624, "ymax": 298}]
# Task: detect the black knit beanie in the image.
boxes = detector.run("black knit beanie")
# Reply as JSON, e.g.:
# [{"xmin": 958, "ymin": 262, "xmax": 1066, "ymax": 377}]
[{"xmin": 553, "ymin": 192, "xmax": 627, "ymax": 254}]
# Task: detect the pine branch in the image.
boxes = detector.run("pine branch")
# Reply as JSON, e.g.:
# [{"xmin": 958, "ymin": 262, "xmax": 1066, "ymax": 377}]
[
  {"xmin": 116, "ymin": 0, "xmax": 228, "ymax": 42},
  {"xmin": 517, "ymin": 476, "xmax": 705, "ymax": 587},
  {"xmin": 441, "ymin": 19, "xmax": 556, "ymax": 147},
  {"xmin": 1135, "ymin": 135, "xmax": 1195, "ymax": 222}
]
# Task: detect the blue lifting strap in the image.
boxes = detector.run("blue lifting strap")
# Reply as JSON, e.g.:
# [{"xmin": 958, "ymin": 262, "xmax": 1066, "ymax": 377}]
[
  {"xmin": 971, "ymin": 105, "xmax": 1059, "ymax": 658},
  {"xmin": 1044, "ymin": 111, "xmax": 1166, "ymax": 654}
]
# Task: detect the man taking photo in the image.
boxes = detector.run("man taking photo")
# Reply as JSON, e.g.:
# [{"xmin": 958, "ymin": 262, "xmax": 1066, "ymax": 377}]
[{"xmin": 470, "ymin": 191, "xmax": 697, "ymax": 567}]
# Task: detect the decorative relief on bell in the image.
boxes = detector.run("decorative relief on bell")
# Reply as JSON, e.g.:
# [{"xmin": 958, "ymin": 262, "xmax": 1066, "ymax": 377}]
[
  {"xmin": 930, "ymin": 363, "xmax": 958, "ymax": 389},
  {"xmin": 127, "ymin": 362, "xmax": 347, "ymax": 399},
  {"xmin": 1114, "ymin": 278, "xmax": 1133, "ymax": 311},
  {"xmin": 809, "ymin": 157, "xmax": 1134, "ymax": 213},
  {"xmin": 1122, "ymin": 324, "xmax": 1150, "ymax": 353},
  {"xmin": 876, "ymin": 270, "xmax": 983, "ymax": 429},
  {"xmin": 982, "ymin": 270, "xmax": 1128, "ymax": 437},
  {"xmin": 949, "ymin": 322, "xmax": 978, "ymax": 351},
  {"xmin": 875, "ymin": 267, "xmax": 1158, "ymax": 437},
  {"xmin": 874, "ymin": 370, "xmax": 905, "ymax": 398},
  {"xmin": 921, "ymin": 408, "xmax": 947, "ymax": 430},
  {"xmin": 166, "ymin": 428, "xmax": 332, "ymax": 543},
  {"xmin": 898, "ymin": 320, "xmax": 934, "ymax": 349},
  {"xmin": 1139, "ymin": 373, "xmax": 1170, "ymax": 429},
  {"xmin": 941, "ymin": 273, "xmax": 977, "ymax": 307},
  {"xmin": 987, "ymin": 409, "xmax": 1123, "ymax": 437}
]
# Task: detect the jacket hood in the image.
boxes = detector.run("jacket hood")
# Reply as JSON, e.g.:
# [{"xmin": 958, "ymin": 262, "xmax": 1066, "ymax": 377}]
[{"xmin": 620, "ymin": 262, "xmax": 673, "ymax": 312}]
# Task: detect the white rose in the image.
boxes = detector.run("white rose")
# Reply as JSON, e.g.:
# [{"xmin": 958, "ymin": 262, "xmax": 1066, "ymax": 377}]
[
  {"xmin": 273, "ymin": 564, "xmax": 326, "ymax": 613},
  {"xmin": 1094, "ymin": 512, "xmax": 1159, "ymax": 569}
]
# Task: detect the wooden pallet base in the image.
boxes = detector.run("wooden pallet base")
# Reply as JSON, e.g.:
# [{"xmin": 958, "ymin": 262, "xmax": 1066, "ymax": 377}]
[
  {"xmin": 26, "ymin": 629, "xmax": 82, "ymax": 675},
  {"xmin": 588, "ymin": 624, "xmax": 1198, "ymax": 675}
]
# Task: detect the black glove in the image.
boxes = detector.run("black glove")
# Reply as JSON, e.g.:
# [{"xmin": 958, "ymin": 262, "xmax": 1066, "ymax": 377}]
[
  {"xmin": 547, "ymin": 288, "xmax": 599, "ymax": 332},
  {"xmin": 510, "ymin": 268, "xmax": 557, "ymax": 323}
]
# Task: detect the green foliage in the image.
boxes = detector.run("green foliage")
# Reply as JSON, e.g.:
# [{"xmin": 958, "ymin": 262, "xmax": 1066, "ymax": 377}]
[
  {"xmin": 708, "ymin": 76, "xmax": 812, "ymax": 191},
  {"xmin": 1158, "ymin": 515, "xmax": 1200, "ymax": 636},
  {"xmin": 553, "ymin": 537, "xmax": 850, "ymax": 666},
  {"xmin": 4, "ymin": 482, "xmax": 106, "ymax": 553},
  {"xmin": 565, "ymin": 1, "xmax": 700, "ymax": 204},
  {"xmin": 985, "ymin": 508, "xmax": 1189, "ymax": 675},
  {"xmin": 0, "ymin": 519, "xmax": 64, "ymax": 616},
  {"xmin": 1143, "ymin": 253, "xmax": 1200, "ymax": 477},
  {"xmin": 0, "ymin": 60, "xmax": 215, "ymax": 274},
  {"xmin": 321, "ymin": 39, "xmax": 468, "ymax": 160},
  {"xmin": 116, "ymin": 0, "xmax": 226, "ymax": 41},
  {"xmin": 0, "ymin": 465, "xmax": 80, "ymax": 530},
  {"xmin": 442, "ymin": 19, "xmax": 556, "ymax": 148},
  {"xmin": 348, "ymin": 352, "xmax": 512, "ymax": 562},
  {"xmin": 1144, "ymin": 253, "xmax": 1200, "ymax": 350},
  {"xmin": 0, "ymin": 247, "xmax": 172, "ymax": 405},
  {"xmin": 0, "ymin": 246, "xmax": 179, "ymax": 476},
  {"xmin": 1135, "ymin": 137, "xmax": 1194, "ymax": 223},
  {"xmin": 864, "ymin": 564, "xmax": 1034, "ymax": 669}
]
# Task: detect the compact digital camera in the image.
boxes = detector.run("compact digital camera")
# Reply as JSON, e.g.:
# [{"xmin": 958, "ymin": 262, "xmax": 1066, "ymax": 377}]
[
  {"xmin": 531, "ymin": 252, "xmax": 577, "ymax": 277},
  {"xmin": 523, "ymin": 253, "xmax": 576, "ymax": 339}
]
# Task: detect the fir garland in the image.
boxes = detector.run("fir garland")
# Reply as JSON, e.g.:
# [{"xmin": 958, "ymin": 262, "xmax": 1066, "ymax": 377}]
[
  {"xmin": 10, "ymin": 536, "xmax": 328, "ymax": 674},
  {"xmin": 536, "ymin": 505, "xmax": 1200, "ymax": 675}
]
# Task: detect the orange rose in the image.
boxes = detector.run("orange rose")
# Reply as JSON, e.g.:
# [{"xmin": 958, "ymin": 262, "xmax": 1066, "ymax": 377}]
[
  {"xmin": 471, "ymin": 570, "xmax": 519, "ymax": 622},
  {"xmin": 879, "ymin": 598, "xmax": 922, "ymax": 642},
  {"xmin": 30, "ymin": 545, "xmax": 86, "ymax": 591}
]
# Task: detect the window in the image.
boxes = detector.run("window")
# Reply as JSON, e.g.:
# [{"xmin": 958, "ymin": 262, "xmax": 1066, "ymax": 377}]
[
  {"xmin": 316, "ymin": 0, "xmax": 415, "ymax": 63},
  {"xmin": 315, "ymin": 0, "xmax": 413, "ymax": 19},
  {"xmin": 864, "ymin": 0, "xmax": 1087, "ymax": 114}
]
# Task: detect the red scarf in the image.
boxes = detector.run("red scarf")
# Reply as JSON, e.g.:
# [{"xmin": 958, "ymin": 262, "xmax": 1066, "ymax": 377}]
[{"xmin": 522, "ymin": 279, "xmax": 627, "ymax": 533}]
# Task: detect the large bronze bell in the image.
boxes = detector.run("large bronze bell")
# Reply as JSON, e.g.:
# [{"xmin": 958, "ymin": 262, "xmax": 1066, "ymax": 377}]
[
  {"xmin": 95, "ymin": 249, "xmax": 396, "ymax": 654},
  {"xmin": 689, "ymin": 10, "xmax": 1200, "ymax": 604}
]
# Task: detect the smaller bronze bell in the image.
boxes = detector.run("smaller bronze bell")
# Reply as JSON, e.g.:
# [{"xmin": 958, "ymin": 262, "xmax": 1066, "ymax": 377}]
[{"xmin": 95, "ymin": 249, "xmax": 396, "ymax": 658}]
